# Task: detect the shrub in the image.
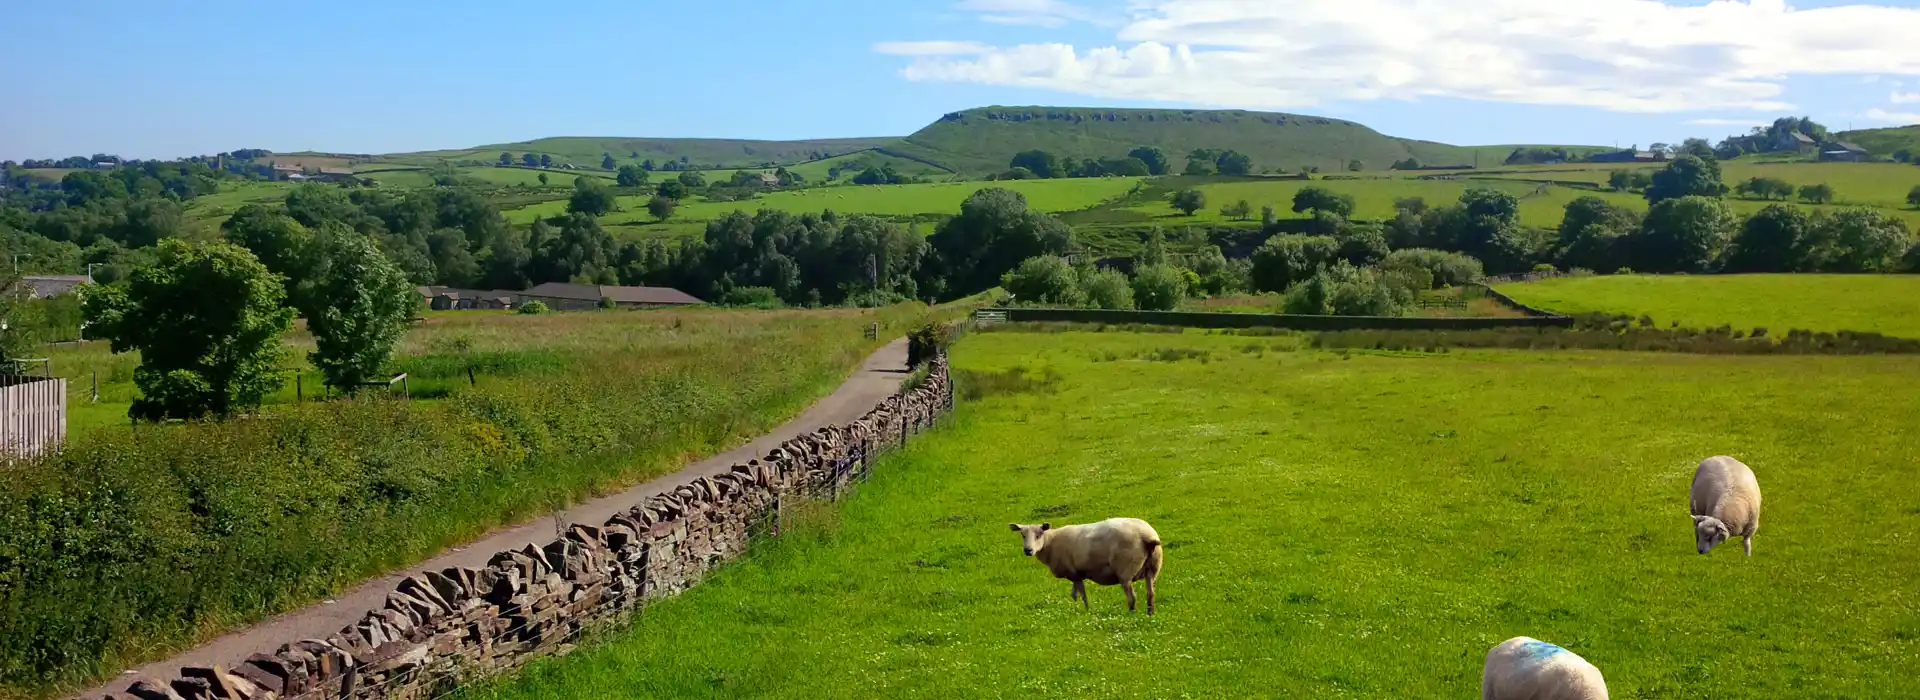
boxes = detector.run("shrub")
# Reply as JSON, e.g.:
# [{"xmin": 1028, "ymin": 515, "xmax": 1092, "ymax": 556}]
[
  {"xmin": 906, "ymin": 321, "xmax": 958, "ymax": 368},
  {"xmin": 1251, "ymin": 235, "xmax": 1339, "ymax": 292},
  {"xmin": 1079, "ymin": 268, "xmax": 1135, "ymax": 310},
  {"xmin": 1000, "ymin": 256, "xmax": 1084, "ymax": 307},
  {"xmin": 1381, "ymin": 248, "xmax": 1484, "ymax": 288},
  {"xmin": 1129, "ymin": 264, "xmax": 1189, "ymax": 311},
  {"xmin": 720, "ymin": 286, "xmax": 784, "ymax": 309},
  {"xmin": 1281, "ymin": 262, "xmax": 1418, "ymax": 317},
  {"xmin": 516, "ymin": 300, "xmax": 550, "ymax": 315},
  {"xmin": 1170, "ymin": 189, "xmax": 1206, "ymax": 216}
]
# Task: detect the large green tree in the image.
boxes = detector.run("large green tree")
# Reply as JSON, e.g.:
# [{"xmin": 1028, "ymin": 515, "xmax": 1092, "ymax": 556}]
[
  {"xmin": 920, "ymin": 188, "xmax": 1073, "ymax": 299},
  {"xmin": 568, "ymin": 176, "xmax": 617, "ymax": 217},
  {"xmin": 1009, "ymin": 150, "xmax": 1061, "ymax": 179},
  {"xmin": 1723, "ymin": 204, "xmax": 1809, "ymax": 273},
  {"xmin": 1645, "ymin": 155, "xmax": 1726, "ymax": 205},
  {"xmin": 1250, "ymin": 234, "xmax": 1338, "ymax": 292},
  {"xmin": 1635, "ymin": 196, "xmax": 1732, "ymax": 272},
  {"xmin": 1811, "ymin": 208, "xmax": 1913, "ymax": 272},
  {"xmin": 81, "ymin": 239, "xmax": 294, "ymax": 421},
  {"xmin": 616, "ymin": 165, "xmax": 649, "ymax": 187},
  {"xmin": 999, "ymin": 256, "xmax": 1084, "ymax": 307},
  {"xmin": 1292, "ymin": 187, "xmax": 1355, "ymax": 218},
  {"xmin": 1127, "ymin": 147, "xmax": 1169, "ymax": 175},
  {"xmin": 1555, "ymin": 196, "xmax": 1639, "ymax": 273},
  {"xmin": 299, "ymin": 225, "xmax": 415, "ymax": 389}
]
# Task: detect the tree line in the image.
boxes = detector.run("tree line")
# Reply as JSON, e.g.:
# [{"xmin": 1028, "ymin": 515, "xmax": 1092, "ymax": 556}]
[{"xmin": 995, "ymin": 146, "xmax": 1256, "ymax": 181}]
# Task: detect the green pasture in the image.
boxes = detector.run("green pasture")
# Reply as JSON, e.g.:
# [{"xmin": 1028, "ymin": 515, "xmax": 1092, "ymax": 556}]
[
  {"xmin": 1118, "ymin": 177, "xmax": 1541, "ymax": 225},
  {"xmin": 501, "ymin": 177, "xmax": 1146, "ymax": 226},
  {"xmin": 1470, "ymin": 161, "xmax": 1920, "ymax": 210},
  {"xmin": 462, "ymin": 330, "xmax": 1920, "ymax": 699},
  {"xmin": 1499, "ymin": 274, "xmax": 1920, "ymax": 338}
]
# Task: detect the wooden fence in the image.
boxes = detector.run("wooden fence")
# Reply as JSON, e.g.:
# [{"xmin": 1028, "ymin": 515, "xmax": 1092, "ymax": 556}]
[{"xmin": 1, "ymin": 375, "xmax": 66, "ymax": 460}]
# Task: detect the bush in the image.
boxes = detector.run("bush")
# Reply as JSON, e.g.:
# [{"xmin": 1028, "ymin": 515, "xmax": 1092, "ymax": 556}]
[
  {"xmin": 907, "ymin": 322, "xmax": 958, "ymax": 368},
  {"xmin": 598, "ymin": 296, "xmax": 617, "ymax": 310},
  {"xmin": 1381, "ymin": 248, "xmax": 1484, "ymax": 288},
  {"xmin": 1079, "ymin": 268, "xmax": 1135, "ymax": 310},
  {"xmin": 1000, "ymin": 256, "xmax": 1084, "ymax": 307},
  {"xmin": 517, "ymin": 300, "xmax": 550, "ymax": 315},
  {"xmin": 720, "ymin": 286, "xmax": 784, "ymax": 309},
  {"xmin": 1251, "ymin": 235, "xmax": 1339, "ymax": 292},
  {"xmin": 1129, "ymin": 264, "xmax": 1189, "ymax": 311},
  {"xmin": 1281, "ymin": 262, "xmax": 1419, "ymax": 317}
]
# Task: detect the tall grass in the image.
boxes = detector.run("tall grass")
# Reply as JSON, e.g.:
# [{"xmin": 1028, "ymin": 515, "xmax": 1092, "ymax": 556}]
[{"xmin": 0, "ymin": 304, "xmax": 939, "ymax": 699}]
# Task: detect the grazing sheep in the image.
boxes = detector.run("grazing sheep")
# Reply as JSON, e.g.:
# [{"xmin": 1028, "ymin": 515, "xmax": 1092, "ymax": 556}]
[
  {"xmin": 1008, "ymin": 518, "xmax": 1163, "ymax": 614},
  {"xmin": 1481, "ymin": 636, "xmax": 1609, "ymax": 700},
  {"xmin": 1690, "ymin": 455, "xmax": 1762, "ymax": 556}
]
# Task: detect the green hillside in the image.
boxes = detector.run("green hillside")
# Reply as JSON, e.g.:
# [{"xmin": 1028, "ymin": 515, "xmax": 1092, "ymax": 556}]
[
  {"xmin": 386, "ymin": 136, "xmax": 897, "ymax": 170},
  {"xmin": 1836, "ymin": 125, "xmax": 1920, "ymax": 157},
  {"xmin": 889, "ymin": 106, "xmax": 1609, "ymax": 175}
]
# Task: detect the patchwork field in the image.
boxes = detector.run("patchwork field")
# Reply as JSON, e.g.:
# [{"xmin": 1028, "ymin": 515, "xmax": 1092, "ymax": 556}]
[
  {"xmin": 501, "ymin": 177, "xmax": 1147, "ymax": 226},
  {"xmin": 460, "ymin": 330, "xmax": 1920, "ymax": 699},
  {"xmin": 1498, "ymin": 274, "xmax": 1920, "ymax": 338}
]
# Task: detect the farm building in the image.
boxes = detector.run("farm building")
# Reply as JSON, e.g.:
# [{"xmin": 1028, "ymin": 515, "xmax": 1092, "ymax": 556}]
[
  {"xmin": 316, "ymin": 167, "xmax": 357, "ymax": 183},
  {"xmin": 517, "ymin": 282, "xmax": 703, "ymax": 310},
  {"xmin": 1775, "ymin": 131, "xmax": 1819, "ymax": 156},
  {"xmin": 758, "ymin": 172, "xmax": 781, "ymax": 187},
  {"xmin": 414, "ymin": 286, "xmax": 517, "ymax": 310},
  {"xmin": 1587, "ymin": 149, "xmax": 1665, "ymax": 163},
  {"xmin": 19, "ymin": 274, "xmax": 92, "ymax": 299},
  {"xmin": 1820, "ymin": 142, "xmax": 1871, "ymax": 162}
]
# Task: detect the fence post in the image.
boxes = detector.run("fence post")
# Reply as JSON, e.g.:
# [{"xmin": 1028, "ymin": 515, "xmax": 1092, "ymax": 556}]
[
  {"xmin": 468, "ymin": 366, "xmax": 477, "ymax": 386},
  {"xmin": 296, "ymin": 374, "xmax": 303, "ymax": 402},
  {"xmin": 91, "ymin": 371, "xmax": 98, "ymax": 403}
]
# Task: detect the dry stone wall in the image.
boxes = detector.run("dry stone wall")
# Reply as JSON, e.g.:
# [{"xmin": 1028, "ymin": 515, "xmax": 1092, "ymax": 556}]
[{"xmin": 100, "ymin": 356, "xmax": 952, "ymax": 700}]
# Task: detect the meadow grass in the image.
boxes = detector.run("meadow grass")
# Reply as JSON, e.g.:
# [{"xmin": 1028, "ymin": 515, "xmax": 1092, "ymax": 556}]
[
  {"xmin": 500, "ymin": 178, "xmax": 1145, "ymax": 227},
  {"xmin": 0, "ymin": 304, "xmax": 956, "ymax": 700},
  {"xmin": 457, "ymin": 331, "xmax": 1920, "ymax": 699},
  {"xmin": 1472, "ymin": 162, "xmax": 1920, "ymax": 209},
  {"xmin": 1119, "ymin": 177, "xmax": 1541, "ymax": 225},
  {"xmin": 1499, "ymin": 274, "xmax": 1920, "ymax": 338}
]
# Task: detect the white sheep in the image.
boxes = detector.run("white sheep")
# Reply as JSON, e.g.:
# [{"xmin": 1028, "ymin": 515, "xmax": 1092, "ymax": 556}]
[
  {"xmin": 1690, "ymin": 455, "xmax": 1762, "ymax": 556},
  {"xmin": 1481, "ymin": 636, "xmax": 1609, "ymax": 700},
  {"xmin": 1008, "ymin": 518, "xmax": 1163, "ymax": 614}
]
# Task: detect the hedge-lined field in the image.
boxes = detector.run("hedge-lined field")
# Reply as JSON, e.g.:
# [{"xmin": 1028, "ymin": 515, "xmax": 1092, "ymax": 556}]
[
  {"xmin": 0, "ymin": 304, "xmax": 937, "ymax": 699},
  {"xmin": 1497, "ymin": 274, "xmax": 1920, "ymax": 338},
  {"xmin": 459, "ymin": 331, "xmax": 1920, "ymax": 699}
]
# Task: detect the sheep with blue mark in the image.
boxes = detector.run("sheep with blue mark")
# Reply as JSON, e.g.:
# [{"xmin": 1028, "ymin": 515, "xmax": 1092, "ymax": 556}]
[
  {"xmin": 1691, "ymin": 455, "xmax": 1762, "ymax": 556},
  {"xmin": 1481, "ymin": 636, "xmax": 1608, "ymax": 700}
]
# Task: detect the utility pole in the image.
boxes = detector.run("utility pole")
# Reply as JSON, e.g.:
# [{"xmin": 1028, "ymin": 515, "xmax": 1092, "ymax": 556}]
[{"xmin": 11, "ymin": 253, "xmax": 28, "ymax": 273}]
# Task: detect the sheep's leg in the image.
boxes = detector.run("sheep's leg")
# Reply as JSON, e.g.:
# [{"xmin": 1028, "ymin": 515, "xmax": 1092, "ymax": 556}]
[
  {"xmin": 1145, "ymin": 574, "xmax": 1157, "ymax": 615},
  {"xmin": 1072, "ymin": 579, "xmax": 1088, "ymax": 610},
  {"xmin": 1123, "ymin": 581, "xmax": 1137, "ymax": 612},
  {"xmin": 1745, "ymin": 535, "xmax": 1753, "ymax": 557}
]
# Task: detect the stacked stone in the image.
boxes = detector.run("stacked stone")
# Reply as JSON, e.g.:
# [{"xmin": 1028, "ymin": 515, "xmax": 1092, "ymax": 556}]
[{"xmin": 102, "ymin": 356, "xmax": 950, "ymax": 700}]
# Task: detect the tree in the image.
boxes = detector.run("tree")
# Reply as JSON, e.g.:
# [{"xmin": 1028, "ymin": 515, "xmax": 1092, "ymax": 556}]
[
  {"xmin": 1636, "ymin": 196, "xmax": 1732, "ymax": 272},
  {"xmin": 647, "ymin": 195, "xmax": 677, "ymax": 221},
  {"xmin": 1798, "ymin": 183, "xmax": 1835, "ymax": 204},
  {"xmin": 1291, "ymin": 187, "xmax": 1355, "ymax": 218},
  {"xmin": 1219, "ymin": 199, "xmax": 1253, "ymax": 221},
  {"xmin": 1348, "ymin": 160, "xmax": 1365, "ymax": 172},
  {"xmin": 678, "ymin": 171, "xmax": 707, "ymax": 188},
  {"xmin": 298, "ymin": 225, "xmax": 414, "ymax": 390},
  {"xmin": 538, "ymin": 154, "xmax": 552, "ymax": 168},
  {"xmin": 567, "ymin": 176, "xmax": 617, "ymax": 217},
  {"xmin": 1555, "ymin": 196, "xmax": 1639, "ymax": 273},
  {"xmin": 1009, "ymin": 150, "xmax": 1060, "ymax": 179},
  {"xmin": 1079, "ymin": 267, "xmax": 1134, "ymax": 309},
  {"xmin": 1608, "ymin": 170, "xmax": 1632, "ymax": 192},
  {"xmin": 616, "ymin": 165, "xmax": 648, "ymax": 187},
  {"xmin": 920, "ymin": 188, "xmax": 1073, "ymax": 299},
  {"xmin": 1895, "ymin": 149, "xmax": 1914, "ymax": 164},
  {"xmin": 1724, "ymin": 204, "xmax": 1809, "ymax": 273},
  {"xmin": 1250, "ymin": 235, "xmax": 1338, "ymax": 292},
  {"xmin": 1813, "ymin": 208, "xmax": 1913, "ymax": 272},
  {"xmin": 1171, "ymin": 188, "xmax": 1207, "ymax": 216},
  {"xmin": 1679, "ymin": 138, "xmax": 1715, "ymax": 160},
  {"xmin": 1645, "ymin": 155, "xmax": 1725, "ymax": 204},
  {"xmin": 1130, "ymin": 264, "xmax": 1188, "ymax": 311},
  {"xmin": 1281, "ymin": 261, "xmax": 1419, "ymax": 317},
  {"xmin": 221, "ymin": 204, "xmax": 314, "ymax": 297},
  {"xmin": 499, "ymin": 152, "xmax": 512, "ymax": 166},
  {"xmin": 1215, "ymin": 150, "xmax": 1253, "ymax": 176},
  {"xmin": 657, "ymin": 179, "xmax": 688, "ymax": 200},
  {"xmin": 602, "ymin": 153, "xmax": 616, "ymax": 170},
  {"xmin": 999, "ymin": 256, "xmax": 1083, "ymax": 306},
  {"xmin": 1128, "ymin": 147, "xmax": 1169, "ymax": 175},
  {"xmin": 81, "ymin": 239, "xmax": 294, "ymax": 421},
  {"xmin": 641, "ymin": 159, "xmax": 656, "ymax": 171},
  {"xmin": 1909, "ymin": 185, "xmax": 1920, "ymax": 209},
  {"xmin": 0, "ymin": 272, "xmax": 37, "ymax": 368},
  {"xmin": 1734, "ymin": 177, "xmax": 1794, "ymax": 201},
  {"xmin": 537, "ymin": 173, "xmax": 548, "ymax": 186},
  {"xmin": 1139, "ymin": 228, "xmax": 1168, "ymax": 267},
  {"xmin": 522, "ymin": 153, "xmax": 539, "ymax": 167},
  {"xmin": 1261, "ymin": 205, "xmax": 1277, "ymax": 230}
]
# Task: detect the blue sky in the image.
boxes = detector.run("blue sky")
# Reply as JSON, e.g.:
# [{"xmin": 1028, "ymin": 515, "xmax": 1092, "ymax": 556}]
[{"xmin": 6, "ymin": 0, "xmax": 1920, "ymax": 161}]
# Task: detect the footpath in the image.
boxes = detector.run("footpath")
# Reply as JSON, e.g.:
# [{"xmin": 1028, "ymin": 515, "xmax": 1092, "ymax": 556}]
[{"xmin": 77, "ymin": 338, "xmax": 911, "ymax": 699}]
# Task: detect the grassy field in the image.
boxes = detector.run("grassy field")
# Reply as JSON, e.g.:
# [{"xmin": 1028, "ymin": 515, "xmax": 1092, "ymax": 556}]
[
  {"xmin": 0, "ymin": 304, "xmax": 955, "ymax": 699},
  {"xmin": 1117, "ymin": 177, "xmax": 1543, "ymax": 225},
  {"xmin": 461, "ymin": 330, "xmax": 1920, "ymax": 699},
  {"xmin": 1471, "ymin": 161, "xmax": 1920, "ymax": 210},
  {"xmin": 1499, "ymin": 274, "xmax": 1920, "ymax": 338},
  {"xmin": 178, "ymin": 180, "xmax": 296, "ymax": 236},
  {"xmin": 501, "ymin": 177, "xmax": 1147, "ymax": 227}
]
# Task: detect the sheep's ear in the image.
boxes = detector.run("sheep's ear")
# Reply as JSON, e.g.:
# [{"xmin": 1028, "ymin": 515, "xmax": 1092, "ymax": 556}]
[
  {"xmin": 1040, "ymin": 523, "xmax": 1051, "ymax": 531},
  {"xmin": 1692, "ymin": 515, "xmax": 1708, "ymax": 524},
  {"xmin": 1008, "ymin": 523, "xmax": 1021, "ymax": 532}
]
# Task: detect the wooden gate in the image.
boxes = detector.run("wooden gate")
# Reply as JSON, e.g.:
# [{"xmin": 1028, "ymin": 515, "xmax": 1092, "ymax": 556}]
[{"xmin": 1, "ymin": 375, "xmax": 67, "ymax": 460}]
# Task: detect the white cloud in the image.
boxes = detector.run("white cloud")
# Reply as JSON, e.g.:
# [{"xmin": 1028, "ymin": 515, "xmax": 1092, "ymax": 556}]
[
  {"xmin": 874, "ymin": 41, "xmax": 994, "ymax": 56},
  {"xmin": 1892, "ymin": 91, "xmax": 1920, "ymax": 104},
  {"xmin": 1862, "ymin": 108, "xmax": 1920, "ymax": 125},
  {"xmin": 955, "ymin": 0, "xmax": 1110, "ymax": 28},
  {"xmin": 886, "ymin": 0, "xmax": 1920, "ymax": 113}
]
